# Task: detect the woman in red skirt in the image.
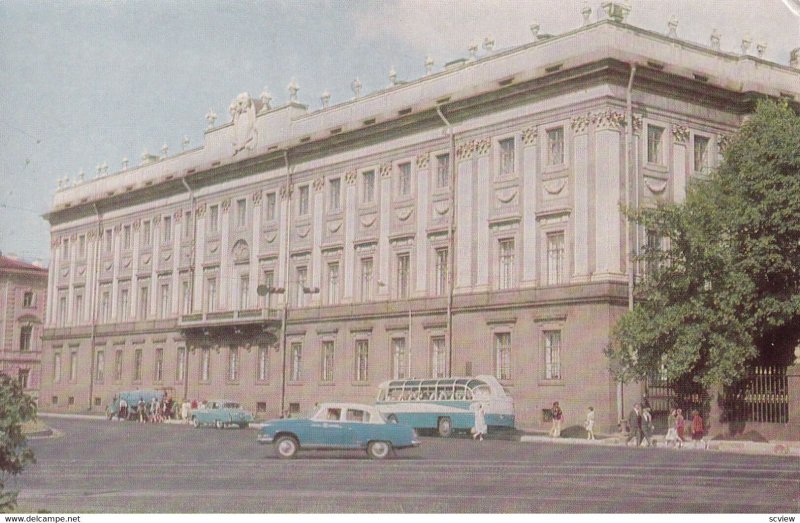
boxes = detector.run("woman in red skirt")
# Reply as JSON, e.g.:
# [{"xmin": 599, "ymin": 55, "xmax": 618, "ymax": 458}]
[
  {"xmin": 691, "ymin": 410, "xmax": 705, "ymax": 449},
  {"xmin": 675, "ymin": 408, "xmax": 685, "ymax": 448}
]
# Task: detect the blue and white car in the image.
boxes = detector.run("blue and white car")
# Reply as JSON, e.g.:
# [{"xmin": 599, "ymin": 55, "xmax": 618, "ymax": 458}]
[
  {"xmin": 257, "ymin": 402, "xmax": 420, "ymax": 459},
  {"xmin": 189, "ymin": 400, "xmax": 254, "ymax": 429}
]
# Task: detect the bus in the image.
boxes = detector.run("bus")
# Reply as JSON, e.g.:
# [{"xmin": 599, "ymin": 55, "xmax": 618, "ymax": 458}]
[{"xmin": 375, "ymin": 375, "xmax": 515, "ymax": 437}]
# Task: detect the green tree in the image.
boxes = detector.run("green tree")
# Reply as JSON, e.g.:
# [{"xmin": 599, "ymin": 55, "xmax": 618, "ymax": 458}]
[
  {"xmin": 608, "ymin": 100, "xmax": 800, "ymax": 389},
  {"xmin": 0, "ymin": 373, "xmax": 36, "ymax": 511}
]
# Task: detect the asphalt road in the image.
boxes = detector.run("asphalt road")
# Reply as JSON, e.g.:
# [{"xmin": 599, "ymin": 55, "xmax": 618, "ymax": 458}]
[{"xmin": 12, "ymin": 417, "xmax": 800, "ymax": 513}]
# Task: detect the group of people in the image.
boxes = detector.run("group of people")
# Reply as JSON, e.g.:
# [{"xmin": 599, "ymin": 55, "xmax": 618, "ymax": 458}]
[
  {"xmin": 111, "ymin": 396, "xmax": 211, "ymax": 424},
  {"xmin": 547, "ymin": 401, "xmax": 595, "ymax": 440}
]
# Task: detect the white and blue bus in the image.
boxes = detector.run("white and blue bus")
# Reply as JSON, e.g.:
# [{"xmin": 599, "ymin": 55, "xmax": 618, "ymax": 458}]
[{"xmin": 375, "ymin": 375, "xmax": 515, "ymax": 437}]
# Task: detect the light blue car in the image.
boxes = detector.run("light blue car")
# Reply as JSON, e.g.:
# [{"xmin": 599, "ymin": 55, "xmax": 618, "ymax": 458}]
[
  {"xmin": 257, "ymin": 402, "xmax": 421, "ymax": 459},
  {"xmin": 189, "ymin": 400, "xmax": 254, "ymax": 429}
]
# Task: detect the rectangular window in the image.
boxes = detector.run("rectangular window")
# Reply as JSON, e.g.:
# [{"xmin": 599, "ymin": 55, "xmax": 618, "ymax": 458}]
[
  {"xmin": 182, "ymin": 281, "xmax": 191, "ymax": 314},
  {"xmin": 397, "ymin": 162, "xmax": 411, "ymax": 197},
  {"xmin": 262, "ymin": 270, "xmax": 275, "ymax": 308},
  {"xmin": 58, "ymin": 295, "xmax": 67, "ymax": 326},
  {"xmin": 53, "ymin": 352, "xmax": 62, "ymax": 383},
  {"xmin": 73, "ymin": 291, "xmax": 83, "ymax": 323},
  {"xmin": 295, "ymin": 266, "xmax": 307, "ymax": 307},
  {"xmin": 183, "ymin": 211, "xmax": 192, "ymax": 239},
  {"xmin": 133, "ymin": 349, "xmax": 142, "ymax": 381},
  {"xmin": 142, "ymin": 221, "xmax": 152, "ymax": 246},
  {"xmin": 362, "ymin": 170, "xmax": 375, "ymax": 204},
  {"xmin": 119, "ymin": 288, "xmax": 130, "ymax": 320},
  {"xmin": 206, "ymin": 277, "xmax": 217, "ymax": 312},
  {"xmin": 114, "ymin": 350, "xmax": 123, "ymax": 382},
  {"xmin": 544, "ymin": 330, "xmax": 561, "ymax": 380},
  {"xmin": 105, "ymin": 229, "xmax": 113, "ymax": 253},
  {"xmin": 326, "ymin": 262, "xmax": 339, "ymax": 305},
  {"xmin": 265, "ymin": 192, "xmax": 276, "ymax": 221},
  {"xmin": 200, "ymin": 347, "xmax": 210, "ymax": 382},
  {"xmin": 290, "ymin": 342, "xmax": 302, "ymax": 382},
  {"xmin": 355, "ymin": 339, "xmax": 369, "ymax": 382},
  {"xmin": 693, "ymin": 135, "xmax": 710, "ymax": 173},
  {"xmin": 397, "ymin": 253, "xmax": 410, "ymax": 299},
  {"xmin": 360, "ymin": 257, "xmax": 373, "ymax": 302},
  {"xmin": 435, "ymin": 247, "xmax": 448, "ymax": 296},
  {"xmin": 228, "ymin": 347, "xmax": 239, "ymax": 381},
  {"xmin": 495, "ymin": 332, "xmax": 512, "ymax": 381},
  {"xmin": 209, "ymin": 204, "xmax": 219, "ymax": 233},
  {"xmin": 499, "ymin": 137, "xmax": 515, "ymax": 176},
  {"xmin": 546, "ymin": 232, "xmax": 565, "ymax": 285},
  {"xmin": 19, "ymin": 326, "xmax": 32, "ymax": 352},
  {"xmin": 431, "ymin": 336, "xmax": 447, "ymax": 378},
  {"xmin": 239, "ymin": 275, "xmax": 250, "ymax": 310},
  {"xmin": 123, "ymin": 225, "xmax": 131, "ymax": 249},
  {"xmin": 176, "ymin": 347, "xmax": 186, "ymax": 382},
  {"xmin": 391, "ymin": 337, "xmax": 407, "ymax": 380},
  {"xmin": 95, "ymin": 350, "xmax": 104, "ymax": 382},
  {"xmin": 328, "ymin": 178, "xmax": 341, "ymax": 212},
  {"xmin": 236, "ymin": 198, "xmax": 247, "ymax": 227},
  {"xmin": 321, "ymin": 341, "xmax": 335, "ymax": 382},
  {"xmin": 647, "ymin": 125, "xmax": 665, "ymax": 165},
  {"xmin": 499, "ymin": 239, "xmax": 515, "ymax": 290},
  {"xmin": 62, "ymin": 238, "xmax": 69, "ymax": 259},
  {"xmin": 436, "ymin": 154, "xmax": 450, "ymax": 189},
  {"xmin": 139, "ymin": 284, "xmax": 149, "ymax": 319},
  {"xmin": 298, "ymin": 185, "xmax": 309, "ymax": 216},
  {"xmin": 547, "ymin": 127, "xmax": 564, "ymax": 166},
  {"xmin": 100, "ymin": 289, "xmax": 111, "ymax": 322},
  {"xmin": 257, "ymin": 346, "xmax": 269, "ymax": 381},
  {"xmin": 154, "ymin": 348, "xmax": 163, "ymax": 382},
  {"xmin": 162, "ymin": 215, "xmax": 172, "ymax": 243},
  {"xmin": 23, "ymin": 291, "xmax": 34, "ymax": 308},
  {"xmin": 79, "ymin": 234, "xmax": 86, "ymax": 258},
  {"xmin": 156, "ymin": 283, "xmax": 168, "ymax": 318}
]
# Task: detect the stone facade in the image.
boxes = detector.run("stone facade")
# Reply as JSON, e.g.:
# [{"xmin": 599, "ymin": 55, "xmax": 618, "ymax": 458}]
[{"xmin": 41, "ymin": 20, "xmax": 800, "ymax": 431}]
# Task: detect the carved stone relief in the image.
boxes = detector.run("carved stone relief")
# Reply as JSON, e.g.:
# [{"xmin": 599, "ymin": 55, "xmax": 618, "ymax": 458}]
[
  {"xmin": 230, "ymin": 92, "xmax": 258, "ymax": 156},
  {"xmin": 232, "ymin": 239, "xmax": 250, "ymax": 263}
]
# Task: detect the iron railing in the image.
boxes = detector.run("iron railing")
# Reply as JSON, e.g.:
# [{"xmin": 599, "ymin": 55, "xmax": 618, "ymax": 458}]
[{"xmin": 720, "ymin": 366, "xmax": 789, "ymax": 424}]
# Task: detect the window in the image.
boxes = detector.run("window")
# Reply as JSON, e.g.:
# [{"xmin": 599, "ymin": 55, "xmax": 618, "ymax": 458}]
[
  {"xmin": 139, "ymin": 284, "xmax": 149, "ymax": 319},
  {"xmin": 74, "ymin": 291, "xmax": 83, "ymax": 323},
  {"xmin": 119, "ymin": 288, "xmax": 130, "ymax": 320},
  {"xmin": 355, "ymin": 339, "xmax": 369, "ymax": 382},
  {"xmin": 58, "ymin": 295, "xmax": 67, "ymax": 325},
  {"xmin": 265, "ymin": 192, "xmax": 276, "ymax": 221},
  {"xmin": 18, "ymin": 369, "xmax": 29, "ymax": 389},
  {"xmin": 239, "ymin": 275, "xmax": 250, "ymax": 309},
  {"xmin": 133, "ymin": 349, "xmax": 142, "ymax": 381},
  {"xmin": 162, "ymin": 215, "xmax": 172, "ymax": 243},
  {"xmin": 23, "ymin": 291, "xmax": 33, "ymax": 308},
  {"xmin": 362, "ymin": 170, "xmax": 375, "ymax": 204},
  {"xmin": 62, "ymin": 238, "xmax": 69, "ymax": 259},
  {"xmin": 435, "ymin": 247, "xmax": 448, "ymax": 296},
  {"xmin": 694, "ymin": 135, "xmax": 710, "ymax": 173},
  {"xmin": 544, "ymin": 330, "xmax": 561, "ymax": 379},
  {"xmin": 105, "ymin": 229, "xmax": 113, "ymax": 252},
  {"xmin": 95, "ymin": 351, "xmax": 104, "ymax": 382},
  {"xmin": 236, "ymin": 198, "xmax": 247, "ymax": 227},
  {"xmin": 154, "ymin": 348, "xmax": 163, "ymax": 382},
  {"xmin": 396, "ymin": 253, "xmax": 410, "ymax": 299},
  {"xmin": 360, "ymin": 257, "xmax": 373, "ymax": 301},
  {"xmin": 183, "ymin": 211, "xmax": 192, "ymax": 239},
  {"xmin": 290, "ymin": 342, "xmax": 302, "ymax": 382},
  {"xmin": 326, "ymin": 262, "xmax": 339, "ymax": 305},
  {"xmin": 397, "ymin": 162, "xmax": 411, "ymax": 197},
  {"xmin": 436, "ymin": 154, "xmax": 450, "ymax": 189},
  {"xmin": 70, "ymin": 351, "xmax": 78, "ymax": 381},
  {"xmin": 547, "ymin": 127, "xmax": 564, "ymax": 166},
  {"xmin": 391, "ymin": 337, "xmax": 407, "ymax": 380},
  {"xmin": 182, "ymin": 281, "xmax": 191, "ymax": 314},
  {"xmin": 53, "ymin": 353, "xmax": 62, "ymax": 383},
  {"xmin": 123, "ymin": 225, "xmax": 131, "ymax": 249},
  {"xmin": 142, "ymin": 221, "xmax": 152, "ymax": 246},
  {"xmin": 647, "ymin": 125, "xmax": 665, "ymax": 165},
  {"xmin": 321, "ymin": 341, "xmax": 335, "ymax": 382},
  {"xmin": 206, "ymin": 277, "xmax": 217, "ymax": 312},
  {"xmin": 257, "ymin": 346, "xmax": 269, "ymax": 381},
  {"xmin": 295, "ymin": 266, "xmax": 307, "ymax": 307},
  {"xmin": 495, "ymin": 332, "xmax": 512, "ymax": 381},
  {"xmin": 228, "ymin": 347, "xmax": 239, "ymax": 381},
  {"xmin": 79, "ymin": 234, "xmax": 86, "ymax": 258},
  {"xmin": 200, "ymin": 348, "xmax": 210, "ymax": 381},
  {"xmin": 499, "ymin": 137, "xmax": 515, "ymax": 176},
  {"xmin": 100, "ymin": 289, "xmax": 111, "ymax": 322},
  {"xmin": 157, "ymin": 283, "xmax": 169, "ymax": 318},
  {"xmin": 176, "ymin": 347, "xmax": 186, "ymax": 382},
  {"xmin": 209, "ymin": 204, "xmax": 219, "ymax": 233},
  {"xmin": 430, "ymin": 336, "xmax": 447, "ymax": 378},
  {"xmin": 546, "ymin": 232, "xmax": 565, "ymax": 285},
  {"xmin": 328, "ymin": 178, "xmax": 341, "ymax": 212},
  {"xmin": 262, "ymin": 270, "xmax": 275, "ymax": 307},
  {"xmin": 19, "ymin": 326, "xmax": 32, "ymax": 352},
  {"xmin": 114, "ymin": 350, "xmax": 123, "ymax": 381},
  {"xmin": 298, "ymin": 185, "xmax": 309, "ymax": 216},
  {"xmin": 498, "ymin": 238, "xmax": 515, "ymax": 290}
]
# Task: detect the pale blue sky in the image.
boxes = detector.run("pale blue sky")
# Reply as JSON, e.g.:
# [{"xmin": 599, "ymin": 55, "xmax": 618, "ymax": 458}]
[{"xmin": 1, "ymin": 0, "xmax": 797, "ymax": 263}]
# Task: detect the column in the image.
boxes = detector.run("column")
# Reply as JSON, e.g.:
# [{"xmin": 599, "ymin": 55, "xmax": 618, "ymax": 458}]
[
  {"xmin": 521, "ymin": 128, "xmax": 538, "ymax": 286},
  {"xmin": 594, "ymin": 123, "xmax": 623, "ymax": 277},
  {"xmin": 573, "ymin": 128, "xmax": 591, "ymax": 282},
  {"xmin": 456, "ymin": 158, "xmax": 475, "ymax": 289},
  {"xmin": 343, "ymin": 172, "xmax": 356, "ymax": 302},
  {"xmin": 378, "ymin": 168, "xmax": 391, "ymax": 297},
  {"xmin": 415, "ymin": 165, "xmax": 429, "ymax": 296}
]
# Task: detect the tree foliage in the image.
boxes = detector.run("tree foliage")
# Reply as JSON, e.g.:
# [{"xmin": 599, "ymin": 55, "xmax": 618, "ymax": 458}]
[
  {"xmin": 608, "ymin": 100, "xmax": 800, "ymax": 388},
  {"xmin": 0, "ymin": 373, "xmax": 36, "ymax": 511}
]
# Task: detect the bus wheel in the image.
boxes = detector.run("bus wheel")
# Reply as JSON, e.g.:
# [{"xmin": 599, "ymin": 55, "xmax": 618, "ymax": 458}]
[
  {"xmin": 438, "ymin": 417, "xmax": 453, "ymax": 438},
  {"xmin": 387, "ymin": 414, "xmax": 398, "ymax": 424}
]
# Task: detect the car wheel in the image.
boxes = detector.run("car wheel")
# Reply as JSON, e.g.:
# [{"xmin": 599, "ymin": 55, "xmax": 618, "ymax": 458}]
[
  {"xmin": 367, "ymin": 441, "xmax": 392, "ymax": 460},
  {"xmin": 438, "ymin": 417, "xmax": 453, "ymax": 438},
  {"xmin": 215, "ymin": 420, "xmax": 224, "ymax": 429},
  {"xmin": 386, "ymin": 414, "xmax": 398, "ymax": 424},
  {"xmin": 191, "ymin": 417, "xmax": 200, "ymax": 428},
  {"xmin": 275, "ymin": 436, "xmax": 299, "ymax": 459}
]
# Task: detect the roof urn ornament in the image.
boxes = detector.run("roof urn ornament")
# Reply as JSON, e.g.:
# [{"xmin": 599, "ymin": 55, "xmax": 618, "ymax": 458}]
[
  {"xmin": 182, "ymin": 136, "xmax": 190, "ymax": 150},
  {"xmin": 122, "ymin": 157, "xmax": 129, "ymax": 171},
  {"xmin": 389, "ymin": 66, "xmax": 397, "ymax": 86},
  {"xmin": 78, "ymin": 169, "xmax": 85, "ymax": 183},
  {"xmin": 351, "ymin": 77, "xmax": 362, "ymax": 98},
  {"xmin": 287, "ymin": 78, "xmax": 299, "ymax": 103},
  {"xmin": 530, "ymin": 21, "xmax": 540, "ymax": 39},
  {"xmin": 161, "ymin": 143, "xmax": 168, "ymax": 158},
  {"xmin": 260, "ymin": 87, "xmax": 272, "ymax": 111},
  {"xmin": 756, "ymin": 41, "xmax": 766, "ymax": 57},
  {"xmin": 601, "ymin": 2, "xmax": 631, "ymax": 23},
  {"xmin": 741, "ymin": 33, "xmax": 752, "ymax": 54},
  {"xmin": 710, "ymin": 28, "xmax": 721, "ymax": 50},
  {"xmin": 321, "ymin": 89, "xmax": 331, "ymax": 108},
  {"xmin": 205, "ymin": 108, "xmax": 217, "ymax": 130},
  {"xmin": 581, "ymin": 2, "xmax": 592, "ymax": 25},
  {"xmin": 425, "ymin": 55, "xmax": 434, "ymax": 75},
  {"xmin": 96, "ymin": 164, "xmax": 102, "ymax": 177},
  {"xmin": 100, "ymin": 161, "xmax": 108, "ymax": 175},
  {"xmin": 483, "ymin": 34, "xmax": 495, "ymax": 52},
  {"xmin": 468, "ymin": 42, "xmax": 478, "ymax": 61},
  {"xmin": 667, "ymin": 15, "xmax": 678, "ymax": 38}
]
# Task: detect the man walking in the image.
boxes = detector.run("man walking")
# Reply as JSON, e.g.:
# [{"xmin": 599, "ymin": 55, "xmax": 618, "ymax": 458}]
[{"xmin": 626, "ymin": 403, "xmax": 644, "ymax": 446}]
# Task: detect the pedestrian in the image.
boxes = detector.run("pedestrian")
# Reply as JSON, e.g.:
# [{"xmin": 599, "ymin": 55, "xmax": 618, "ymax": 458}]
[
  {"xmin": 585, "ymin": 406, "xmax": 595, "ymax": 440},
  {"xmin": 137, "ymin": 397, "xmax": 145, "ymax": 423},
  {"xmin": 472, "ymin": 402, "xmax": 487, "ymax": 441},
  {"xmin": 191, "ymin": 398, "xmax": 198, "ymax": 410},
  {"xmin": 675, "ymin": 408, "xmax": 685, "ymax": 448},
  {"xmin": 119, "ymin": 397, "xmax": 128, "ymax": 420},
  {"xmin": 665, "ymin": 409, "xmax": 679, "ymax": 447},
  {"xmin": 151, "ymin": 397, "xmax": 160, "ymax": 423},
  {"xmin": 642, "ymin": 406, "xmax": 654, "ymax": 447},
  {"xmin": 181, "ymin": 399, "xmax": 190, "ymax": 423},
  {"xmin": 550, "ymin": 401, "xmax": 563, "ymax": 438},
  {"xmin": 625, "ymin": 403, "xmax": 644, "ymax": 446},
  {"xmin": 691, "ymin": 410, "xmax": 705, "ymax": 449}
]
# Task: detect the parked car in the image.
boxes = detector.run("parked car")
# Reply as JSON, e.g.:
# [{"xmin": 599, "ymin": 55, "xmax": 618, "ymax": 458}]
[
  {"xmin": 257, "ymin": 402, "xmax": 421, "ymax": 459},
  {"xmin": 108, "ymin": 390, "xmax": 164, "ymax": 420},
  {"xmin": 189, "ymin": 400, "xmax": 254, "ymax": 428}
]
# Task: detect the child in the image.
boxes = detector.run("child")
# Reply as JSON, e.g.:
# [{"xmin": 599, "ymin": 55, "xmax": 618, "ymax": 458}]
[{"xmin": 585, "ymin": 406, "xmax": 595, "ymax": 440}]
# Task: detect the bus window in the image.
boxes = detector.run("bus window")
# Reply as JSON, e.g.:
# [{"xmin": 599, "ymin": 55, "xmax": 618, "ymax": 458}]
[
  {"xmin": 464, "ymin": 388, "xmax": 473, "ymax": 400},
  {"xmin": 454, "ymin": 387, "xmax": 464, "ymax": 400},
  {"xmin": 473, "ymin": 385, "xmax": 491, "ymax": 398}
]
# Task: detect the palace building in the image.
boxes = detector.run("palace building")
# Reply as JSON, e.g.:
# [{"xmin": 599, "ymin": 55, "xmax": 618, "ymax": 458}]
[{"xmin": 41, "ymin": 7, "xmax": 800, "ymax": 431}]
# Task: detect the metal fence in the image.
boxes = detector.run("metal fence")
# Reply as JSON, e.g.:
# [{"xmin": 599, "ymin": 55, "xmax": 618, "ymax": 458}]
[{"xmin": 720, "ymin": 366, "xmax": 789, "ymax": 424}]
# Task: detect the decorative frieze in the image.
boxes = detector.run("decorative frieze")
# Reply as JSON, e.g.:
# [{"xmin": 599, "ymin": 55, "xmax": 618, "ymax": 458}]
[
  {"xmin": 345, "ymin": 170, "xmax": 357, "ymax": 185},
  {"xmin": 456, "ymin": 137, "xmax": 491, "ymax": 160},
  {"xmin": 570, "ymin": 115, "xmax": 591, "ymax": 134},
  {"xmin": 70, "ymin": 233, "xmax": 77, "ymax": 241},
  {"xmin": 251, "ymin": 190, "xmax": 262, "ymax": 205},
  {"xmin": 279, "ymin": 184, "xmax": 293, "ymax": 199},
  {"xmin": 380, "ymin": 163, "xmax": 392, "ymax": 178},
  {"xmin": 672, "ymin": 125, "xmax": 690, "ymax": 144},
  {"xmin": 132, "ymin": 219, "xmax": 140, "ymax": 231},
  {"xmin": 152, "ymin": 215, "xmax": 161, "ymax": 225},
  {"xmin": 221, "ymin": 199, "xmax": 231, "ymax": 213},
  {"xmin": 313, "ymin": 177, "xmax": 325, "ymax": 192},
  {"xmin": 592, "ymin": 109, "xmax": 626, "ymax": 130},
  {"xmin": 173, "ymin": 209, "xmax": 182, "ymax": 222},
  {"xmin": 114, "ymin": 224, "xmax": 122, "ymax": 232},
  {"xmin": 87, "ymin": 230, "xmax": 97, "ymax": 241},
  {"xmin": 522, "ymin": 127, "xmax": 538, "ymax": 146},
  {"xmin": 195, "ymin": 203, "xmax": 207, "ymax": 217},
  {"xmin": 416, "ymin": 153, "xmax": 429, "ymax": 169}
]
